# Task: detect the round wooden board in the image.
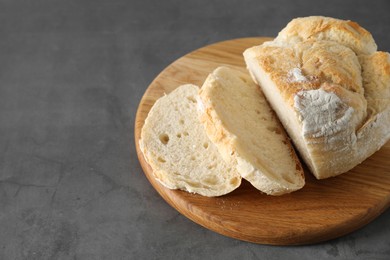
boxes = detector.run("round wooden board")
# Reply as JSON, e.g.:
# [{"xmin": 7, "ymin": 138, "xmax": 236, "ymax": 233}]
[{"xmin": 134, "ymin": 37, "xmax": 390, "ymax": 245}]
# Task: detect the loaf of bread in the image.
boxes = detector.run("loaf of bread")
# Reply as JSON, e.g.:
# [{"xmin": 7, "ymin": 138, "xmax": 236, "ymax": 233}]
[
  {"xmin": 139, "ymin": 84, "xmax": 241, "ymax": 197},
  {"xmin": 244, "ymin": 16, "xmax": 390, "ymax": 179},
  {"xmin": 198, "ymin": 67, "xmax": 305, "ymax": 195}
]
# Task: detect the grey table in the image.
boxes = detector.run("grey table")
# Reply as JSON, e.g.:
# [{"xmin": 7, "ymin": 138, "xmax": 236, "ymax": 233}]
[{"xmin": 0, "ymin": 0, "xmax": 389, "ymax": 259}]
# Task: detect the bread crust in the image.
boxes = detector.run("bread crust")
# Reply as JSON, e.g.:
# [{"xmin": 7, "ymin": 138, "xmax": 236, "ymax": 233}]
[{"xmin": 275, "ymin": 16, "xmax": 377, "ymax": 55}]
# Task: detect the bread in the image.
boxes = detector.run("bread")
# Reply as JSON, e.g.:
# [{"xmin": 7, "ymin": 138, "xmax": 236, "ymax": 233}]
[
  {"xmin": 139, "ymin": 84, "xmax": 241, "ymax": 197},
  {"xmin": 243, "ymin": 16, "xmax": 390, "ymax": 179},
  {"xmin": 198, "ymin": 66, "xmax": 305, "ymax": 195}
]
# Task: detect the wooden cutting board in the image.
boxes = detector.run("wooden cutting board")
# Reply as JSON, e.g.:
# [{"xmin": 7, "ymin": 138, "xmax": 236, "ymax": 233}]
[{"xmin": 134, "ymin": 37, "xmax": 390, "ymax": 245}]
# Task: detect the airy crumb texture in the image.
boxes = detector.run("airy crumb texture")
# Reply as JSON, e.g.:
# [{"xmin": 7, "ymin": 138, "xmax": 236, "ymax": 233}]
[
  {"xmin": 199, "ymin": 66, "xmax": 304, "ymax": 195},
  {"xmin": 139, "ymin": 84, "xmax": 241, "ymax": 197},
  {"xmin": 244, "ymin": 16, "xmax": 390, "ymax": 179}
]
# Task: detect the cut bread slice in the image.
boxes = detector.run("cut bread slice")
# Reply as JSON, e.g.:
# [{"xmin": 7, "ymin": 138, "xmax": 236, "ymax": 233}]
[
  {"xmin": 243, "ymin": 16, "xmax": 390, "ymax": 179},
  {"xmin": 198, "ymin": 67, "xmax": 305, "ymax": 195},
  {"xmin": 139, "ymin": 84, "xmax": 241, "ymax": 197}
]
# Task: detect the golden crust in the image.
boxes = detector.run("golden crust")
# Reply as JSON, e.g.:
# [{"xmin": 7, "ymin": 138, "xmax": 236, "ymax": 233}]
[
  {"xmin": 360, "ymin": 52, "xmax": 390, "ymax": 96},
  {"xmin": 247, "ymin": 39, "xmax": 367, "ymax": 118},
  {"xmin": 275, "ymin": 16, "xmax": 377, "ymax": 55},
  {"xmin": 360, "ymin": 51, "xmax": 390, "ymax": 117}
]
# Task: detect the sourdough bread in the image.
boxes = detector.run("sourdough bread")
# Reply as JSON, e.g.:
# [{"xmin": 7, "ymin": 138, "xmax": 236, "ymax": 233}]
[
  {"xmin": 139, "ymin": 84, "xmax": 241, "ymax": 197},
  {"xmin": 198, "ymin": 67, "xmax": 305, "ymax": 195},
  {"xmin": 244, "ymin": 16, "xmax": 390, "ymax": 179}
]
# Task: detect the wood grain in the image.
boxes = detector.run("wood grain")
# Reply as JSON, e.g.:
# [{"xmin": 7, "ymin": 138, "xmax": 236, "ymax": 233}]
[{"xmin": 134, "ymin": 37, "xmax": 390, "ymax": 245}]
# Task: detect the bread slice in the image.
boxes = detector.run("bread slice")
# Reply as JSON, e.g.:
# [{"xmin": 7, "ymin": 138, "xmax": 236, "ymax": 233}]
[
  {"xmin": 198, "ymin": 66, "xmax": 305, "ymax": 195},
  {"xmin": 139, "ymin": 84, "xmax": 241, "ymax": 197},
  {"xmin": 243, "ymin": 16, "xmax": 390, "ymax": 179}
]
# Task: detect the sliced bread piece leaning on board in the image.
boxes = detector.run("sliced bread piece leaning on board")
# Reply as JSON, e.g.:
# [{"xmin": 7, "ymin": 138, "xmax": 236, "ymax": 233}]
[{"xmin": 198, "ymin": 66, "xmax": 305, "ymax": 195}]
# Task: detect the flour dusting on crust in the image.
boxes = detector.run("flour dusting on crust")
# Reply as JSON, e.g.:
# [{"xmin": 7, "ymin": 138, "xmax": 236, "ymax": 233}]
[
  {"xmin": 288, "ymin": 68, "xmax": 308, "ymax": 82},
  {"xmin": 294, "ymin": 89, "xmax": 354, "ymax": 138}
]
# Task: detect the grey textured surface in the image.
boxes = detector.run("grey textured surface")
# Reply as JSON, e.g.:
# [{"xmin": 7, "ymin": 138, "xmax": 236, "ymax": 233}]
[{"xmin": 0, "ymin": 0, "xmax": 389, "ymax": 259}]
